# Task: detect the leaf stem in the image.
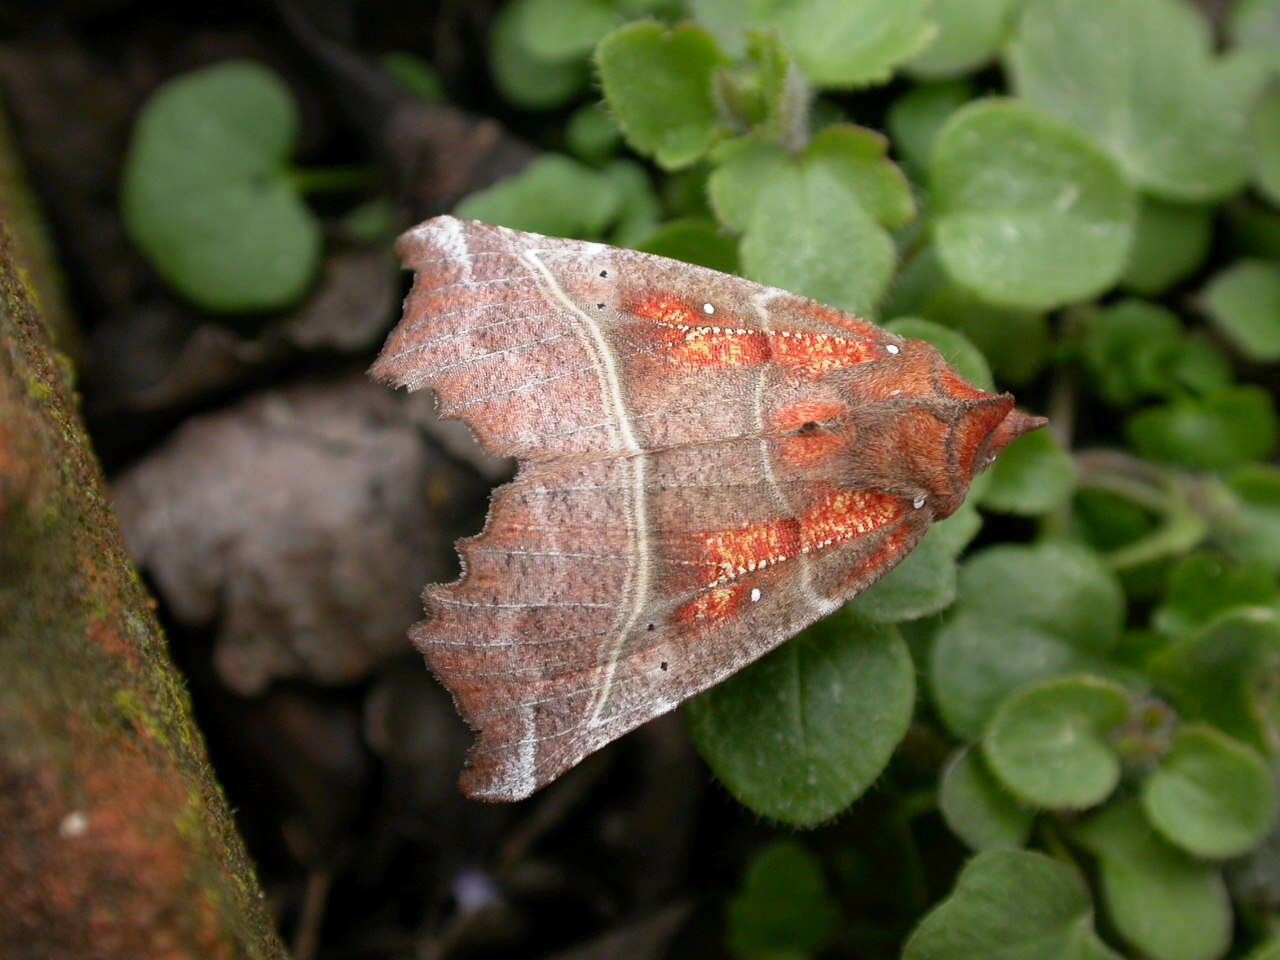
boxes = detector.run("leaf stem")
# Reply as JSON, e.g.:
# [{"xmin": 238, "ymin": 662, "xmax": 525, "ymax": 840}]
[{"xmin": 286, "ymin": 165, "xmax": 376, "ymax": 196}]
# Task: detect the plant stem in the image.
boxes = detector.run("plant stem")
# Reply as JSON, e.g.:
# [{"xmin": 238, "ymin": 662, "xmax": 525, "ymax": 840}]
[{"xmin": 287, "ymin": 164, "xmax": 376, "ymax": 196}]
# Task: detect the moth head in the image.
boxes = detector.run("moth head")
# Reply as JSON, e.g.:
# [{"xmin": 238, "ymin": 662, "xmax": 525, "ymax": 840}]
[{"xmin": 874, "ymin": 338, "xmax": 1047, "ymax": 518}]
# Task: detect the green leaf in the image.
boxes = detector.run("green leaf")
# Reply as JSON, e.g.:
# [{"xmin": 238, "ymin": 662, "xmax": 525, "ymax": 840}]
[
  {"xmin": 1202, "ymin": 260, "xmax": 1280, "ymax": 362},
  {"xmin": 1228, "ymin": 465, "xmax": 1280, "ymax": 573},
  {"xmin": 887, "ymin": 80, "xmax": 972, "ymax": 174},
  {"xmin": 1121, "ymin": 197, "xmax": 1213, "ymax": 296},
  {"xmin": 596, "ymin": 21, "xmax": 726, "ymax": 170},
  {"xmin": 885, "ymin": 246, "xmax": 1050, "ymax": 384},
  {"xmin": 726, "ymin": 841, "xmax": 839, "ymax": 960},
  {"xmin": 708, "ymin": 139, "xmax": 790, "ymax": 233},
  {"xmin": 906, "ymin": 0, "xmax": 1020, "ymax": 78},
  {"xmin": 603, "ymin": 159, "xmax": 661, "ymax": 247},
  {"xmin": 902, "ymin": 849, "xmax": 1121, "ymax": 960},
  {"xmin": 983, "ymin": 674, "xmax": 1129, "ymax": 809},
  {"xmin": 520, "ymin": 0, "xmax": 618, "ymax": 60},
  {"xmin": 710, "ymin": 125, "xmax": 914, "ymax": 238},
  {"xmin": 1074, "ymin": 800, "xmax": 1232, "ymax": 960},
  {"xmin": 691, "ymin": 0, "xmax": 937, "ymax": 89},
  {"xmin": 954, "ymin": 541, "xmax": 1125, "ymax": 653},
  {"xmin": 851, "ymin": 507, "xmax": 980, "ymax": 624},
  {"xmin": 490, "ymin": 0, "xmax": 589, "ymax": 109},
  {"xmin": 740, "ymin": 162, "xmax": 895, "ymax": 317},
  {"xmin": 1126, "ymin": 386, "xmax": 1279, "ymax": 471},
  {"xmin": 1246, "ymin": 939, "xmax": 1280, "ymax": 960},
  {"xmin": 1009, "ymin": 0, "xmax": 1268, "ymax": 202},
  {"xmin": 686, "ymin": 608, "xmax": 914, "ymax": 826},
  {"xmin": 1252, "ymin": 82, "xmax": 1280, "ymax": 206},
  {"xmin": 804, "ymin": 125, "xmax": 915, "ymax": 230},
  {"xmin": 930, "ymin": 98, "xmax": 1136, "ymax": 311},
  {"xmin": 939, "ymin": 745, "xmax": 1034, "ymax": 851},
  {"xmin": 566, "ymin": 102, "xmax": 622, "ymax": 164},
  {"xmin": 454, "ymin": 154, "xmax": 620, "ymax": 237},
  {"xmin": 1150, "ymin": 607, "xmax": 1280, "ymax": 755},
  {"xmin": 1153, "ymin": 552, "xmax": 1279, "ymax": 639},
  {"xmin": 381, "ymin": 52, "xmax": 445, "ymax": 102},
  {"xmin": 979, "ymin": 429, "xmax": 1077, "ymax": 516},
  {"xmin": 1143, "ymin": 724, "xmax": 1277, "ymax": 859},
  {"xmin": 1080, "ymin": 299, "xmax": 1228, "ymax": 407},
  {"xmin": 1230, "ymin": 0, "xmax": 1280, "ymax": 74},
  {"xmin": 930, "ymin": 541, "xmax": 1124, "ymax": 737},
  {"xmin": 121, "ymin": 61, "xmax": 321, "ymax": 312},
  {"xmin": 634, "ymin": 217, "xmax": 739, "ymax": 273},
  {"xmin": 885, "ymin": 317, "xmax": 993, "ymax": 392}
]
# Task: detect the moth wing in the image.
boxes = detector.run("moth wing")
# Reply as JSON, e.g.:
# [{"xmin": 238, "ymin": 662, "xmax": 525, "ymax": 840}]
[
  {"xmin": 417, "ymin": 442, "xmax": 929, "ymax": 800},
  {"xmin": 371, "ymin": 216, "xmax": 903, "ymax": 461}
]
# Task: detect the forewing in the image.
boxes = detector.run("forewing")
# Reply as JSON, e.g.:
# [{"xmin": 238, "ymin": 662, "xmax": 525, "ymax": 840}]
[
  {"xmin": 371, "ymin": 216, "xmax": 903, "ymax": 461},
  {"xmin": 419, "ymin": 440, "xmax": 930, "ymax": 800}
]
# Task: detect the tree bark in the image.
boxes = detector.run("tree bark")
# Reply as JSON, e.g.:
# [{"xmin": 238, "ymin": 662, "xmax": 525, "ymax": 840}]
[{"xmin": 0, "ymin": 120, "xmax": 287, "ymax": 959}]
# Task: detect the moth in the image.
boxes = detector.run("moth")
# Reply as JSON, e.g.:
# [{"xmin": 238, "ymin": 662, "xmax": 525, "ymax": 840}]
[{"xmin": 371, "ymin": 216, "xmax": 1045, "ymax": 801}]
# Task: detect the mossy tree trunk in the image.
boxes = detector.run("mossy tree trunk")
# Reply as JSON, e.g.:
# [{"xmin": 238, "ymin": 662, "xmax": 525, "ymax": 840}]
[{"xmin": 0, "ymin": 124, "xmax": 287, "ymax": 957}]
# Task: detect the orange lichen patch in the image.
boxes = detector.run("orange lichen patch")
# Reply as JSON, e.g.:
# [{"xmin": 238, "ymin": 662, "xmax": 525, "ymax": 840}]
[
  {"xmin": 801, "ymin": 303, "xmax": 882, "ymax": 340},
  {"xmin": 0, "ymin": 719, "xmax": 231, "ymax": 959},
  {"xmin": 674, "ymin": 584, "xmax": 748, "ymax": 625},
  {"xmin": 685, "ymin": 487, "xmax": 905, "ymax": 589}
]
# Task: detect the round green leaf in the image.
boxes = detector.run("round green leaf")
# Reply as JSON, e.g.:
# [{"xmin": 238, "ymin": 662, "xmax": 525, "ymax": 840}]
[
  {"xmin": 1081, "ymin": 300, "xmax": 1191, "ymax": 406},
  {"xmin": 692, "ymin": 0, "xmax": 937, "ymax": 89},
  {"xmin": 1153, "ymin": 552, "xmax": 1279, "ymax": 639},
  {"xmin": 490, "ymin": 0, "xmax": 589, "ymax": 109},
  {"xmin": 1231, "ymin": 0, "xmax": 1280, "ymax": 64},
  {"xmin": 686, "ymin": 608, "xmax": 914, "ymax": 827},
  {"xmin": 930, "ymin": 541, "xmax": 1124, "ymax": 737},
  {"xmin": 804, "ymin": 124, "xmax": 915, "ymax": 230},
  {"xmin": 931, "ymin": 613, "xmax": 1096, "ymax": 740},
  {"xmin": 603, "ymin": 159, "xmax": 661, "ymax": 247},
  {"xmin": 1075, "ymin": 800, "xmax": 1232, "ymax": 960},
  {"xmin": 955, "ymin": 541, "xmax": 1125, "ymax": 653},
  {"xmin": 903, "ymin": 849, "xmax": 1121, "ymax": 960},
  {"xmin": 979, "ymin": 429, "xmax": 1077, "ymax": 516},
  {"xmin": 634, "ymin": 217, "xmax": 739, "ymax": 273},
  {"xmin": 884, "ymin": 245, "xmax": 1050, "ymax": 384},
  {"xmin": 726, "ymin": 842, "xmax": 839, "ymax": 960},
  {"xmin": 930, "ymin": 98, "xmax": 1136, "ymax": 311},
  {"xmin": 1202, "ymin": 260, "xmax": 1280, "ymax": 363},
  {"xmin": 1125, "ymin": 386, "xmax": 1279, "ymax": 471},
  {"xmin": 851, "ymin": 522, "xmax": 960, "ymax": 623},
  {"xmin": 1122, "ymin": 197, "xmax": 1213, "ymax": 296},
  {"xmin": 885, "ymin": 317, "xmax": 993, "ymax": 392},
  {"xmin": 121, "ymin": 61, "xmax": 321, "ymax": 312},
  {"xmin": 983, "ymin": 674, "xmax": 1129, "ymax": 809},
  {"xmin": 1143, "ymin": 724, "xmax": 1277, "ymax": 859},
  {"xmin": 1149, "ymin": 607, "xmax": 1280, "ymax": 755},
  {"xmin": 1009, "ymin": 0, "xmax": 1268, "ymax": 201},
  {"xmin": 906, "ymin": 0, "xmax": 1020, "ymax": 78},
  {"xmin": 566, "ymin": 102, "xmax": 622, "ymax": 164},
  {"xmin": 454, "ymin": 154, "xmax": 620, "ymax": 237},
  {"xmin": 596, "ymin": 21, "xmax": 726, "ymax": 170},
  {"xmin": 520, "ymin": 0, "xmax": 618, "ymax": 61},
  {"xmin": 939, "ymin": 745, "xmax": 1034, "ymax": 851},
  {"xmin": 888, "ymin": 80, "xmax": 972, "ymax": 174},
  {"xmin": 1227, "ymin": 464, "xmax": 1280, "ymax": 573},
  {"xmin": 741, "ymin": 162, "xmax": 895, "ymax": 317},
  {"xmin": 708, "ymin": 139, "xmax": 789, "ymax": 233}
]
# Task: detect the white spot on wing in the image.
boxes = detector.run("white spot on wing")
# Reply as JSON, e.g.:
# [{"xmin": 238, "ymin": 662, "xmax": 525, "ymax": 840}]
[
  {"xmin": 886, "ymin": 344, "xmax": 900, "ymax": 355},
  {"xmin": 750, "ymin": 588, "xmax": 762, "ymax": 602},
  {"xmin": 703, "ymin": 303, "xmax": 715, "ymax": 314}
]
